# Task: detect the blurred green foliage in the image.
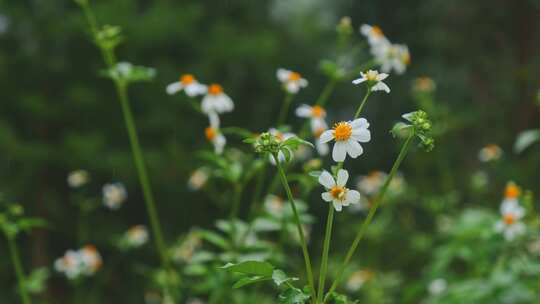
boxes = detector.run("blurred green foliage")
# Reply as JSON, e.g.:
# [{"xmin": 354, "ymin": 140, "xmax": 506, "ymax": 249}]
[{"xmin": 0, "ymin": 0, "xmax": 539, "ymax": 303}]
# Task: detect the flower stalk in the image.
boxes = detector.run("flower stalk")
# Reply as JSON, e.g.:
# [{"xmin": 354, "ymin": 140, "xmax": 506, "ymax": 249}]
[
  {"xmin": 274, "ymin": 153, "xmax": 316, "ymax": 302},
  {"xmin": 6, "ymin": 235, "xmax": 31, "ymax": 304},
  {"xmin": 277, "ymin": 93, "xmax": 294, "ymax": 126},
  {"xmin": 324, "ymin": 132, "xmax": 415, "ymax": 302},
  {"xmin": 316, "ymin": 206, "xmax": 334, "ymax": 303}
]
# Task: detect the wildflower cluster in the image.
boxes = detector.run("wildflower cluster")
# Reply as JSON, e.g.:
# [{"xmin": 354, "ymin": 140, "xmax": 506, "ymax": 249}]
[
  {"xmin": 495, "ymin": 182, "xmax": 526, "ymax": 240},
  {"xmin": 360, "ymin": 24, "xmax": 410, "ymax": 74},
  {"xmin": 54, "ymin": 245, "xmax": 102, "ymax": 280}
]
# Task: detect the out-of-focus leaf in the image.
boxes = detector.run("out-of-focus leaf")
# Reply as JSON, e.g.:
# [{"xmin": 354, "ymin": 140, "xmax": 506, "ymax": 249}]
[
  {"xmin": 514, "ymin": 129, "xmax": 540, "ymax": 153},
  {"xmin": 221, "ymin": 260, "xmax": 274, "ymax": 276}
]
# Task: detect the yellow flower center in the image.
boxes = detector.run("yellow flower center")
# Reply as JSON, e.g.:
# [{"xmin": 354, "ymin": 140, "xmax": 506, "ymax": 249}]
[
  {"xmin": 288, "ymin": 71, "xmax": 301, "ymax": 81},
  {"xmin": 208, "ymin": 84, "xmax": 223, "ymax": 95},
  {"xmin": 402, "ymin": 52, "xmax": 411, "ymax": 65},
  {"xmin": 505, "ymin": 183, "xmax": 520, "ymax": 199},
  {"xmin": 311, "ymin": 105, "xmax": 325, "ymax": 118},
  {"xmin": 205, "ymin": 127, "xmax": 217, "ymax": 141},
  {"xmin": 330, "ymin": 186, "xmax": 346, "ymax": 200},
  {"xmin": 365, "ymin": 70, "xmax": 378, "ymax": 81},
  {"xmin": 180, "ymin": 74, "xmax": 195, "ymax": 85},
  {"xmin": 503, "ymin": 214, "xmax": 516, "ymax": 225},
  {"xmin": 274, "ymin": 131, "xmax": 284, "ymax": 142},
  {"xmin": 333, "ymin": 122, "xmax": 352, "ymax": 141},
  {"xmin": 371, "ymin": 25, "xmax": 383, "ymax": 37}
]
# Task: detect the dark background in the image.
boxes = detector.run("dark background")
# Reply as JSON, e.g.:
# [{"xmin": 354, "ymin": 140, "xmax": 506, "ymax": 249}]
[{"xmin": 0, "ymin": 0, "xmax": 539, "ymax": 303}]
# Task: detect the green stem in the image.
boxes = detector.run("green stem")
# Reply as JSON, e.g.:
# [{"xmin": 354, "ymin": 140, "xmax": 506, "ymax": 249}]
[
  {"xmin": 316, "ymin": 206, "xmax": 334, "ymax": 303},
  {"xmin": 323, "ymin": 133, "xmax": 414, "ymax": 302},
  {"xmin": 229, "ymin": 183, "xmax": 243, "ymax": 249},
  {"xmin": 354, "ymin": 88, "xmax": 372, "ymax": 119},
  {"xmin": 6, "ymin": 236, "xmax": 31, "ymax": 304},
  {"xmin": 274, "ymin": 154, "xmax": 316, "ymax": 302},
  {"xmin": 277, "ymin": 93, "xmax": 294, "ymax": 126},
  {"xmin": 116, "ymin": 82, "xmax": 170, "ymax": 268}
]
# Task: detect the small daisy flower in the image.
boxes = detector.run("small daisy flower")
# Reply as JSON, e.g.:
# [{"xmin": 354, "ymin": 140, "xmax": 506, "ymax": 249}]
[
  {"xmin": 319, "ymin": 169, "xmax": 361, "ymax": 211},
  {"xmin": 187, "ymin": 167, "xmax": 209, "ymax": 191},
  {"xmin": 503, "ymin": 181, "xmax": 520, "ymax": 201},
  {"xmin": 277, "ymin": 68, "xmax": 308, "ymax": 94},
  {"xmin": 268, "ymin": 128, "xmax": 295, "ymax": 164},
  {"xmin": 376, "ymin": 43, "xmax": 410, "ymax": 75},
  {"xmin": 319, "ymin": 118, "xmax": 371, "ymax": 162},
  {"xmin": 346, "ymin": 269, "xmax": 374, "ymax": 292},
  {"xmin": 357, "ymin": 171, "xmax": 386, "ymax": 196},
  {"xmin": 478, "ymin": 144, "xmax": 503, "ymax": 162},
  {"xmin": 413, "ymin": 76, "xmax": 436, "ymax": 93},
  {"xmin": 102, "ymin": 182, "xmax": 127, "ymax": 210},
  {"xmin": 125, "ymin": 225, "xmax": 149, "ymax": 248},
  {"xmin": 205, "ymin": 126, "xmax": 226, "ymax": 155},
  {"xmin": 166, "ymin": 74, "xmax": 207, "ymax": 97},
  {"xmin": 352, "ymin": 70, "xmax": 390, "ymax": 93},
  {"xmin": 295, "ymin": 104, "xmax": 327, "ymax": 129},
  {"xmin": 360, "ymin": 24, "xmax": 388, "ymax": 48},
  {"xmin": 201, "ymin": 84, "xmax": 234, "ymax": 115},
  {"xmin": 264, "ymin": 195, "xmax": 285, "ymax": 217},
  {"xmin": 495, "ymin": 199, "xmax": 525, "ymax": 241},
  {"xmin": 79, "ymin": 245, "xmax": 102, "ymax": 275},
  {"xmin": 54, "ymin": 250, "xmax": 83, "ymax": 279},
  {"xmin": 67, "ymin": 170, "xmax": 89, "ymax": 188}
]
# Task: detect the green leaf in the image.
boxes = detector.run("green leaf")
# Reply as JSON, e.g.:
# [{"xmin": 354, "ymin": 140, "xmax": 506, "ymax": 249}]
[
  {"xmin": 197, "ymin": 230, "xmax": 230, "ymax": 250},
  {"xmin": 272, "ymin": 269, "xmax": 299, "ymax": 287},
  {"xmin": 233, "ymin": 275, "xmax": 272, "ymax": 288},
  {"xmin": 25, "ymin": 267, "xmax": 50, "ymax": 294},
  {"xmin": 278, "ymin": 286, "xmax": 310, "ymax": 304},
  {"xmin": 308, "ymin": 170, "xmax": 322, "ymax": 178},
  {"xmin": 17, "ymin": 218, "xmax": 47, "ymax": 232},
  {"xmin": 514, "ymin": 129, "xmax": 540, "ymax": 153},
  {"xmin": 281, "ymin": 136, "xmax": 314, "ymax": 150},
  {"xmin": 221, "ymin": 260, "xmax": 274, "ymax": 276}
]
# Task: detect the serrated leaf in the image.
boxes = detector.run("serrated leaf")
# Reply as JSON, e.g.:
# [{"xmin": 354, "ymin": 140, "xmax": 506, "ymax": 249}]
[
  {"xmin": 278, "ymin": 286, "xmax": 310, "ymax": 304},
  {"xmin": 272, "ymin": 269, "xmax": 299, "ymax": 287},
  {"xmin": 221, "ymin": 260, "xmax": 274, "ymax": 276}
]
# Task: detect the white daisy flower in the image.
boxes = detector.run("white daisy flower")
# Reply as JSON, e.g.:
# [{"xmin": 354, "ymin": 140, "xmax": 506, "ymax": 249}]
[
  {"xmin": 295, "ymin": 104, "xmax": 327, "ymax": 130},
  {"xmin": 319, "ymin": 169, "xmax": 361, "ymax": 211},
  {"xmin": 201, "ymin": 84, "xmax": 234, "ymax": 115},
  {"xmin": 352, "ymin": 70, "xmax": 390, "ymax": 93},
  {"xmin": 428, "ymin": 278, "xmax": 447, "ymax": 295},
  {"xmin": 205, "ymin": 126, "xmax": 226, "ymax": 155},
  {"xmin": 54, "ymin": 250, "xmax": 83, "ymax": 279},
  {"xmin": 495, "ymin": 199, "xmax": 526, "ymax": 241},
  {"xmin": 346, "ymin": 269, "xmax": 374, "ymax": 292},
  {"xmin": 360, "ymin": 24, "xmax": 389, "ymax": 49},
  {"xmin": 166, "ymin": 74, "xmax": 207, "ymax": 97},
  {"xmin": 268, "ymin": 128, "xmax": 295, "ymax": 165},
  {"xmin": 413, "ymin": 76, "xmax": 436, "ymax": 93},
  {"xmin": 67, "ymin": 170, "xmax": 89, "ymax": 188},
  {"xmin": 79, "ymin": 245, "xmax": 102, "ymax": 275},
  {"xmin": 376, "ymin": 43, "xmax": 410, "ymax": 75},
  {"xmin": 102, "ymin": 182, "xmax": 127, "ymax": 210},
  {"xmin": 478, "ymin": 144, "xmax": 503, "ymax": 162},
  {"xmin": 357, "ymin": 171, "xmax": 387, "ymax": 196},
  {"xmin": 319, "ymin": 118, "xmax": 371, "ymax": 162},
  {"xmin": 264, "ymin": 195, "xmax": 285, "ymax": 217},
  {"xmin": 277, "ymin": 68, "xmax": 308, "ymax": 94},
  {"xmin": 125, "ymin": 225, "xmax": 149, "ymax": 248}
]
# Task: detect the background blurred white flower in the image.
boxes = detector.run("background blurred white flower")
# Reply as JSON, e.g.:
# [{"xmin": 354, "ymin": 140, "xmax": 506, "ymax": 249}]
[
  {"xmin": 67, "ymin": 169, "xmax": 89, "ymax": 188},
  {"xmin": 102, "ymin": 182, "xmax": 127, "ymax": 210}
]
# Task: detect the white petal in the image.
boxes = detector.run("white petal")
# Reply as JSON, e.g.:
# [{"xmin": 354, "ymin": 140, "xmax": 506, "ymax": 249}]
[
  {"xmin": 318, "ymin": 170, "xmax": 336, "ymax": 189},
  {"xmin": 376, "ymin": 73, "xmax": 389, "ymax": 81},
  {"xmin": 333, "ymin": 201, "xmax": 342, "ymax": 212},
  {"xmin": 214, "ymin": 134, "xmax": 226, "ymax": 154},
  {"xmin": 336, "ymin": 169, "xmax": 349, "ymax": 187},
  {"xmin": 286, "ymin": 82, "xmax": 300, "ymax": 94},
  {"xmin": 321, "ymin": 192, "xmax": 333, "ymax": 202},
  {"xmin": 371, "ymin": 82, "xmax": 390, "ymax": 93},
  {"xmin": 346, "ymin": 140, "xmax": 363, "ymax": 158},
  {"xmin": 295, "ymin": 104, "xmax": 312, "ymax": 118},
  {"xmin": 350, "ymin": 118, "xmax": 369, "ymax": 129},
  {"xmin": 299, "ymin": 79, "xmax": 308, "ymax": 87},
  {"xmin": 166, "ymin": 82, "xmax": 183, "ymax": 95},
  {"xmin": 311, "ymin": 118, "xmax": 328, "ymax": 132},
  {"xmin": 345, "ymin": 190, "xmax": 361, "ymax": 206},
  {"xmin": 277, "ymin": 68, "xmax": 290, "ymax": 82},
  {"xmin": 316, "ymin": 141, "xmax": 329, "ymax": 156},
  {"xmin": 332, "ymin": 141, "xmax": 347, "ymax": 162},
  {"xmin": 185, "ymin": 83, "xmax": 207, "ymax": 96},
  {"xmin": 352, "ymin": 77, "xmax": 367, "ymax": 85},
  {"xmin": 319, "ymin": 130, "xmax": 334, "ymax": 143},
  {"xmin": 360, "ymin": 24, "xmax": 371, "ymax": 36},
  {"xmin": 351, "ymin": 128, "xmax": 371, "ymax": 142},
  {"xmin": 208, "ymin": 112, "xmax": 220, "ymax": 128}
]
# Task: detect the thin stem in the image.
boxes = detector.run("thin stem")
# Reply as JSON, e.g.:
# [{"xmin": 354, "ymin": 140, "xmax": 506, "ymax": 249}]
[
  {"xmin": 324, "ymin": 133, "xmax": 414, "ymax": 302},
  {"xmin": 229, "ymin": 183, "xmax": 243, "ymax": 249},
  {"xmin": 6, "ymin": 236, "xmax": 31, "ymax": 304},
  {"xmin": 354, "ymin": 88, "xmax": 372, "ymax": 119},
  {"xmin": 277, "ymin": 93, "xmax": 294, "ymax": 126},
  {"xmin": 316, "ymin": 206, "xmax": 334, "ymax": 303},
  {"xmin": 116, "ymin": 82, "xmax": 169, "ymax": 268},
  {"xmin": 274, "ymin": 154, "xmax": 316, "ymax": 302}
]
